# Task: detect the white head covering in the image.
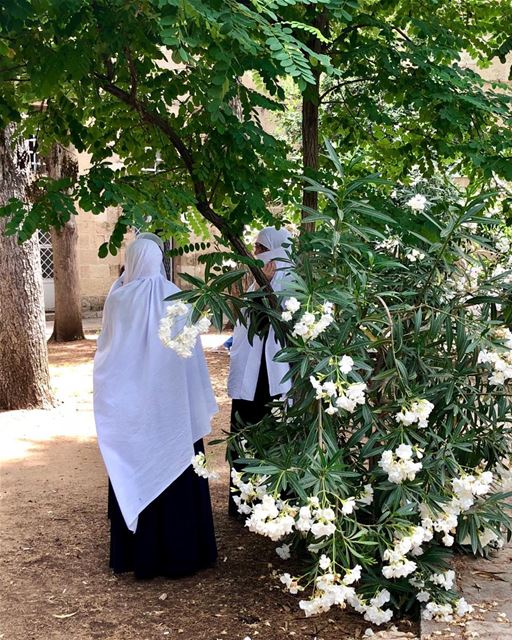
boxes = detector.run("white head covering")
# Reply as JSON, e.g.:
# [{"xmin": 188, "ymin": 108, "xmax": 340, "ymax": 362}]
[
  {"xmin": 228, "ymin": 227, "xmax": 293, "ymax": 401},
  {"xmin": 255, "ymin": 227, "xmax": 292, "ymax": 265},
  {"xmin": 93, "ymin": 238, "xmax": 218, "ymax": 532},
  {"xmin": 137, "ymin": 232, "xmax": 165, "ymax": 253}
]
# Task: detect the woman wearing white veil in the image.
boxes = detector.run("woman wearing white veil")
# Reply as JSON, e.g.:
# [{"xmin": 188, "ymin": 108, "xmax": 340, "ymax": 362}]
[
  {"xmin": 227, "ymin": 226, "xmax": 293, "ymax": 515},
  {"xmin": 94, "ymin": 237, "xmax": 218, "ymax": 578}
]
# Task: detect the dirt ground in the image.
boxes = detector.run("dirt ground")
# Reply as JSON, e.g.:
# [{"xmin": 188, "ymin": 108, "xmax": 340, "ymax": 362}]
[{"xmin": 0, "ymin": 337, "xmax": 418, "ymax": 640}]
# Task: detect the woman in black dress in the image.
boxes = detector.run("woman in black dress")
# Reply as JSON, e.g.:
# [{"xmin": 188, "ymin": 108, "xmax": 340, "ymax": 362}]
[
  {"xmin": 227, "ymin": 227, "xmax": 293, "ymax": 515},
  {"xmin": 94, "ymin": 237, "xmax": 218, "ymax": 578}
]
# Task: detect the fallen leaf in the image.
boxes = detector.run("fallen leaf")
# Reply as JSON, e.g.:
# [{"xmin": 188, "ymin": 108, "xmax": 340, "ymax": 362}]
[{"xmin": 53, "ymin": 611, "xmax": 79, "ymax": 619}]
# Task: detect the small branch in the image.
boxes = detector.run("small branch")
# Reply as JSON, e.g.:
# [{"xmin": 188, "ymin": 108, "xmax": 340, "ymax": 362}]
[
  {"xmin": 125, "ymin": 47, "xmax": 138, "ymax": 101},
  {"xmin": 319, "ymin": 78, "xmax": 370, "ymax": 101},
  {"xmin": 389, "ymin": 24, "xmax": 414, "ymax": 44}
]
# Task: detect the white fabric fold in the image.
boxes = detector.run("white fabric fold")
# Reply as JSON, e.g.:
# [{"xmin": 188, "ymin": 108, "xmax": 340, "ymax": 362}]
[
  {"xmin": 228, "ymin": 227, "xmax": 293, "ymax": 401},
  {"xmin": 93, "ymin": 239, "xmax": 218, "ymax": 532}
]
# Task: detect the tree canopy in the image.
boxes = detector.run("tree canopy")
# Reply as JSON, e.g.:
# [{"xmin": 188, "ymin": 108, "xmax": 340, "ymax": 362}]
[{"xmin": 0, "ymin": 0, "xmax": 511, "ymax": 255}]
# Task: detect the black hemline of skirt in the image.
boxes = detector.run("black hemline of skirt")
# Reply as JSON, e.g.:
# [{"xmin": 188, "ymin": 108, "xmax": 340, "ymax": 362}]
[
  {"xmin": 228, "ymin": 347, "xmax": 276, "ymax": 516},
  {"xmin": 108, "ymin": 439, "xmax": 217, "ymax": 579}
]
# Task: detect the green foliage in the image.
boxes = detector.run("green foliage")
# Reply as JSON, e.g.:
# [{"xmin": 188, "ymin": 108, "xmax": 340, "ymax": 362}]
[
  {"xmin": 0, "ymin": 0, "xmax": 324, "ymax": 248},
  {"xmin": 279, "ymin": 0, "xmax": 512, "ymax": 187}
]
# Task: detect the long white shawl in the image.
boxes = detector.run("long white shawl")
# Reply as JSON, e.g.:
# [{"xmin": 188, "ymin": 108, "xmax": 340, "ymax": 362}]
[
  {"xmin": 93, "ymin": 239, "xmax": 218, "ymax": 532},
  {"xmin": 227, "ymin": 227, "xmax": 293, "ymax": 401}
]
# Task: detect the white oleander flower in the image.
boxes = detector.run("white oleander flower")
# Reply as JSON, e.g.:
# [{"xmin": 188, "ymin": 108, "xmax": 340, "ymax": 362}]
[
  {"xmin": 405, "ymin": 248, "xmax": 426, "ymax": 262},
  {"xmin": 416, "ymin": 591, "xmax": 431, "ymax": 603},
  {"xmin": 406, "ymin": 194, "xmax": 428, "ymax": 211},
  {"xmin": 159, "ymin": 303, "xmax": 211, "ymax": 358},
  {"xmin": 357, "ymin": 484, "xmax": 374, "ymax": 506},
  {"xmin": 191, "ymin": 452, "xmax": 219, "ymax": 480},
  {"xmin": 341, "ymin": 497, "xmax": 356, "ymax": 515},
  {"xmin": 339, "ymin": 355, "xmax": 354, "ymax": 374},
  {"xmin": 455, "ymin": 597, "xmax": 473, "ymax": 617},
  {"xmin": 280, "ymin": 572, "xmax": 301, "ymax": 594},
  {"xmin": 495, "ymin": 234, "xmax": 510, "ymax": 254},
  {"xmin": 396, "ymin": 399, "xmax": 434, "ymax": 429},
  {"xmin": 430, "ymin": 569, "xmax": 455, "ymax": 590},
  {"xmin": 379, "ymin": 446, "xmax": 422, "ymax": 484},
  {"xmin": 342, "ymin": 565, "xmax": 362, "ymax": 585},
  {"xmin": 284, "ymin": 297, "xmax": 301, "ymax": 313},
  {"xmin": 375, "ymin": 234, "xmax": 401, "ymax": 256},
  {"xmin": 422, "ymin": 601, "xmax": 454, "ymax": 622}
]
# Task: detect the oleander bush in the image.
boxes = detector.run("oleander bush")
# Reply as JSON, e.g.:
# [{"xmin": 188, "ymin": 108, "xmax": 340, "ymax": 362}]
[{"xmin": 168, "ymin": 148, "xmax": 512, "ymax": 625}]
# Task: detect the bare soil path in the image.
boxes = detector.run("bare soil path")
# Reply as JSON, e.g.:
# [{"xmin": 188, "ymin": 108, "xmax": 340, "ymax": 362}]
[{"xmin": 0, "ymin": 337, "xmax": 417, "ymax": 640}]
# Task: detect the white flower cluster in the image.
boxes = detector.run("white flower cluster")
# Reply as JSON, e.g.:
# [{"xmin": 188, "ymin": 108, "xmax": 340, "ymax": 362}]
[
  {"xmin": 382, "ymin": 526, "xmax": 432, "ymax": 579},
  {"xmin": 281, "ymin": 296, "xmax": 301, "ymax": 322},
  {"xmin": 429, "ymin": 569, "xmax": 455, "ymax": 590},
  {"xmin": 478, "ymin": 329, "xmax": 512, "ymax": 385},
  {"xmin": 245, "ymin": 495, "xmax": 296, "ymax": 542},
  {"xmin": 230, "ymin": 468, "xmax": 269, "ymax": 515},
  {"xmin": 421, "ymin": 597, "xmax": 473, "ymax": 622},
  {"xmin": 410, "ymin": 570, "xmax": 455, "ymax": 605},
  {"xmin": 297, "ymin": 566, "xmax": 363, "ymax": 617},
  {"xmin": 379, "ymin": 444, "xmax": 423, "ymax": 484},
  {"xmin": 396, "ymin": 399, "xmax": 434, "ymax": 429},
  {"xmin": 405, "ymin": 248, "xmax": 426, "ymax": 262},
  {"xmin": 280, "ymin": 572, "xmax": 302, "ymax": 594},
  {"xmin": 445, "ymin": 264, "xmax": 483, "ymax": 301},
  {"xmin": 310, "ymin": 367, "xmax": 367, "ymax": 416},
  {"xmin": 419, "ymin": 470, "xmax": 494, "ymax": 546},
  {"xmin": 191, "ymin": 452, "xmax": 219, "ymax": 480},
  {"xmin": 288, "ymin": 302, "xmax": 335, "ymax": 340},
  {"xmin": 159, "ymin": 302, "xmax": 211, "ymax": 358},
  {"xmin": 298, "ymin": 499, "xmax": 338, "ymax": 538},
  {"xmin": 491, "ymin": 259, "xmax": 512, "ymax": 288},
  {"xmin": 406, "ymin": 194, "xmax": 428, "ymax": 211},
  {"xmin": 351, "ymin": 589, "xmax": 394, "ymax": 625},
  {"xmin": 357, "ymin": 483, "xmax": 374, "ymax": 506},
  {"xmin": 494, "ymin": 232, "xmax": 510, "ymax": 254},
  {"xmin": 452, "ymin": 471, "xmax": 493, "ymax": 510}
]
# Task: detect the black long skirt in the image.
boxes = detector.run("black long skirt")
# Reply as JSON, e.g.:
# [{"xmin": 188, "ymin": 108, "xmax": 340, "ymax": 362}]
[
  {"xmin": 108, "ymin": 440, "xmax": 217, "ymax": 579},
  {"xmin": 228, "ymin": 349, "xmax": 276, "ymax": 516}
]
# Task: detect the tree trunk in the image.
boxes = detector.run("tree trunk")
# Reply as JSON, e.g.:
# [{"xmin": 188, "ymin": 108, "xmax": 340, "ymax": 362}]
[
  {"xmin": 301, "ymin": 10, "xmax": 329, "ymax": 233},
  {"xmin": 302, "ymin": 76, "xmax": 320, "ymax": 232},
  {"xmin": 0, "ymin": 126, "xmax": 54, "ymax": 409},
  {"xmin": 43, "ymin": 144, "xmax": 84, "ymax": 342}
]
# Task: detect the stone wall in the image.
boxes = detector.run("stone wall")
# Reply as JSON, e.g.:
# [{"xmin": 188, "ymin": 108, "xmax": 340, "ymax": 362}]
[
  {"xmin": 76, "ymin": 207, "xmax": 133, "ymax": 311},
  {"xmin": 74, "ymin": 151, "xmax": 133, "ymax": 311}
]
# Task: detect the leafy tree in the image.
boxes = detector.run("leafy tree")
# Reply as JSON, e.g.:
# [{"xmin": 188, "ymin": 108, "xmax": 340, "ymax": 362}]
[
  {"xmin": 0, "ymin": 0, "xmax": 330, "ymax": 282},
  {"xmin": 278, "ymin": 0, "xmax": 512, "ymax": 197}
]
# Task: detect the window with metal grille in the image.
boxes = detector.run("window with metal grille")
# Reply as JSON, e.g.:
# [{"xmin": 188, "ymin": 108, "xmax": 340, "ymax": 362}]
[
  {"xmin": 26, "ymin": 136, "xmax": 41, "ymax": 173},
  {"xmin": 38, "ymin": 230, "xmax": 54, "ymax": 280}
]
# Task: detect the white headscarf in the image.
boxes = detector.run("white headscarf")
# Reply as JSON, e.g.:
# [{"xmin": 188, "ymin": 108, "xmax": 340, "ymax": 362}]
[
  {"xmin": 228, "ymin": 227, "xmax": 293, "ymax": 401},
  {"xmin": 93, "ymin": 238, "xmax": 218, "ymax": 532},
  {"xmin": 137, "ymin": 232, "xmax": 165, "ymax": 253}
]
